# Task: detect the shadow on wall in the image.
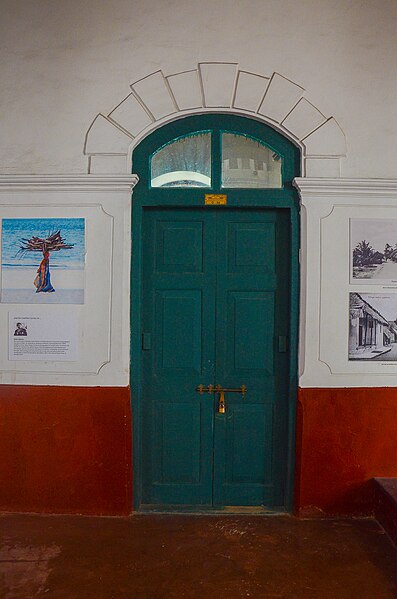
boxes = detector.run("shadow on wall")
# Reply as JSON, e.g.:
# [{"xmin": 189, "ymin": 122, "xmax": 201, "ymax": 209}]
[{"xmin": 295, "ymin": 387, "xmax": 397, "ymax": 517}]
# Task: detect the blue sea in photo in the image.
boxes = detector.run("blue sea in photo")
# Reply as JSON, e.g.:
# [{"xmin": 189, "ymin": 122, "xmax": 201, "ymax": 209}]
[{"xmin": 2, "ymin": 218, "xmax": 85, "ymax": 269}]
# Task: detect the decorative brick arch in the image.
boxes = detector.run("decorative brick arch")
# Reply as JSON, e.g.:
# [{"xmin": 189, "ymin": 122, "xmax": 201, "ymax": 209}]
[{"xmin": 84, "ymin": 62, "xmax": 346, "ymax": 178}]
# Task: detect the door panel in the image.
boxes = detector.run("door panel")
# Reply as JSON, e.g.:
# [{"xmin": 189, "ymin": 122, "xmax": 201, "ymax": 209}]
[
  {"xmin": 141, "ymin": 207, "xmax": 290, "ymax": 508},
  {"xmin": 228, "ymin": 291, "xmax": 275, "ymax": 372},
  {"xmin": 213, "ymin": 403, "xmax": 274, "ymax": 506},
  {"xmin": 153, "ymin": 402, "xmax": 202, "ymax": 483},
  {"xmin": 227, "ymin": 221, "xmax": 276, "ymax": 275},
  {"xmin": 156, "ymin": 290, "xmax": 202, "ymax": 371},
  {"xmin": 155, "ymin": 220, "xmax": 204, "ymax": 273}
]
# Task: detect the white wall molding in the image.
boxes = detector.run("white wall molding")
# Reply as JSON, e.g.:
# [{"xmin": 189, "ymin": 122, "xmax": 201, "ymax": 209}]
[
  {"xmin": 84, "ymin": 63, "xmax": 347, "ymax": 178},
  {"xmin": 295, "ymin": 178, "xmax": 397, "ymax": 197},
  {"xmin": 0, "ymin": 175, "xmax": 138, "ymax": 193},
  {"xmin": 295, "ymin": 178, "xmax": 397, "ymax": 388}
]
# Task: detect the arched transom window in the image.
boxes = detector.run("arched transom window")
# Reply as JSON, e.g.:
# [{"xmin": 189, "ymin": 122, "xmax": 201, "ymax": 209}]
[
  {"xmin": 150, "ymin": 130, "xmax": 282, "ymax": 189},
  {"xmin": 134, "ymin": 114, "xmax": 300, "ymax": 193}
]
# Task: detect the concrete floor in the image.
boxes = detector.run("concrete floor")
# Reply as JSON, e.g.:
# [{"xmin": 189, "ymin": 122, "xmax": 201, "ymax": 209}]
[{"xmin": 1, "ymin": 514, "xmax": 397, "ymax": 599}]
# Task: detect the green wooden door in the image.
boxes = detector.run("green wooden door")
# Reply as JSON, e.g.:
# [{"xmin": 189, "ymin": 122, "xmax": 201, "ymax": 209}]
[
  {"xmin": 132, "ymin": 113, "xmax": 300, "ymax": 511},
  {"xmin": 141, "ymin": 206, "xmax": 291, "ymax": 508}
]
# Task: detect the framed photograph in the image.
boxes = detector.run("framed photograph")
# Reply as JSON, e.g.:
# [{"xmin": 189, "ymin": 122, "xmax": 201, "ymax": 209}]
[
  {"xmin": 1, "ymin": 218, "xmax": 85, "ymax": 304},
  {"xmin": 350, "ymin": 218, "xmax": 397, "ymax": 284},
  {"xmin": 349, "ymin": 292, "xmax": 397, "ymax": 361}
]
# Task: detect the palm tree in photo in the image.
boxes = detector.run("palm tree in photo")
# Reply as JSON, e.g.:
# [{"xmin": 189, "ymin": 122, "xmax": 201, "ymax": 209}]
[
  {"xmin": 384, "ymin": 243, "xmax": 393, "ymax": 262},
  {"xmin": 353, "ymin": 240, "xmax": 375, "ymax": 266},
  {"xmin": 389, "ymin": 243, "xmax": 397, "ymax": 263}
]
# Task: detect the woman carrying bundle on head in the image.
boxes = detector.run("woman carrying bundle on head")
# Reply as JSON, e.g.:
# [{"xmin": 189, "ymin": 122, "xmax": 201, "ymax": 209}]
[
  {"xmin": 19, "ymin": 230, "xmax": 74, "ymax": 295},
  {"xmin": 34, "ymin": 248, "xmax": 55, "ymax": 293}
]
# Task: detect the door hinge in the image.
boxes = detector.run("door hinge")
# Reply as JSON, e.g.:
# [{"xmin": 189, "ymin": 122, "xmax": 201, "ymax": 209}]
[
  {"xmin": 278, "ymin": 335, "xmax": 288, "ymax": 353},
  {"xmin": 142, "ymin": 332, "xmax": 152, "ymax": 350}
]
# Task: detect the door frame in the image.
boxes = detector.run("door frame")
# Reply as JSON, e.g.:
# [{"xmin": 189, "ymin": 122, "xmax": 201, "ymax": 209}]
[{"xmin": 130, "ymin": 114, "xmax": 300, "ymax": 512}]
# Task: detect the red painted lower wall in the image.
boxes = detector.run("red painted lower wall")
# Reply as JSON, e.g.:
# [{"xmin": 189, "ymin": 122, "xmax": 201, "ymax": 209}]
[
  {"xmin": 295, "ymin": 387, "xmax": 397, "ymax": 517},
  {"xmin": 1, "ymin": 384, "xmax": 397, "ymax": 517},
  {"xmin": 0, "ymin": 386, "xmax": 132, "ymax": 516}
]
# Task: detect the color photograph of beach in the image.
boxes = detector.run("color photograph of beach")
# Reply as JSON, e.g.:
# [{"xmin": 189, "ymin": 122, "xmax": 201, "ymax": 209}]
[{"xmin": 1, "ymin": 218, "xmax": 85, "ymax": 304}]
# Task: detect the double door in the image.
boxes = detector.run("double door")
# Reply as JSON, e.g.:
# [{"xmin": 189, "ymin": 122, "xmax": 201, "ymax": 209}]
[{"xmin": 141, "ymin": 206, "xmax": 291, "ymax": 508}]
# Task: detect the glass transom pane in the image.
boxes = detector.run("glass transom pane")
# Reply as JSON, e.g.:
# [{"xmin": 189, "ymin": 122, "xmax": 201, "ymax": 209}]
[
  {"xmin": 222, "ymin": 132, "xmax": 282, "ymax": 188},
  {"xmin": 151, "ymin": 131, "xmax": 211, "ymax": 188}
]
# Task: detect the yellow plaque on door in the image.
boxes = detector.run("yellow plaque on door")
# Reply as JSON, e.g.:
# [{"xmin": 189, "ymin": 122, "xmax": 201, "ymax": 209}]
[{"xmin": 204, "ymin": 194, "xmax": 227, "ymax": 205}]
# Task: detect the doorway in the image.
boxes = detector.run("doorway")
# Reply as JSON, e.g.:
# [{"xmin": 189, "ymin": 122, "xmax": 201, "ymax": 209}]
[{"xmin": 131, "ymin": 114, "xmax": 300, "ymax": 511}]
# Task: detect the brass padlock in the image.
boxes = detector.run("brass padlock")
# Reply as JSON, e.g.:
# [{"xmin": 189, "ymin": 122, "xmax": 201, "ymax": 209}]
[{"xmin": 218, "ymin": 390, "xmax": 226, "ymax": 414}]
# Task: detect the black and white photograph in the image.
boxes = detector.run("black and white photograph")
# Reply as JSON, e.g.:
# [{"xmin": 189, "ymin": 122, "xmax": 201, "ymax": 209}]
[
  {"xmin": 349, "ymin": 293, "xmax": 397, "ymax": 361},
  {"xmin": 351, "ymin": 218, "xmax": 397, "ymax": 283},
  {"xmin": 13, "ymin": 322, "xmax": 27, "ymax": 336}
]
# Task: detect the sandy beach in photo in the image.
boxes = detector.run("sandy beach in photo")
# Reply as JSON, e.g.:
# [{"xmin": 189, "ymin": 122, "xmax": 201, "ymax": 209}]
[
  {"xmin": 1, "ymin": 268, "xmax": 84, "ymax": 304},
  {"xmin": 2, "ymin": 267, "xmax": 84, "ymax": 290}
]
